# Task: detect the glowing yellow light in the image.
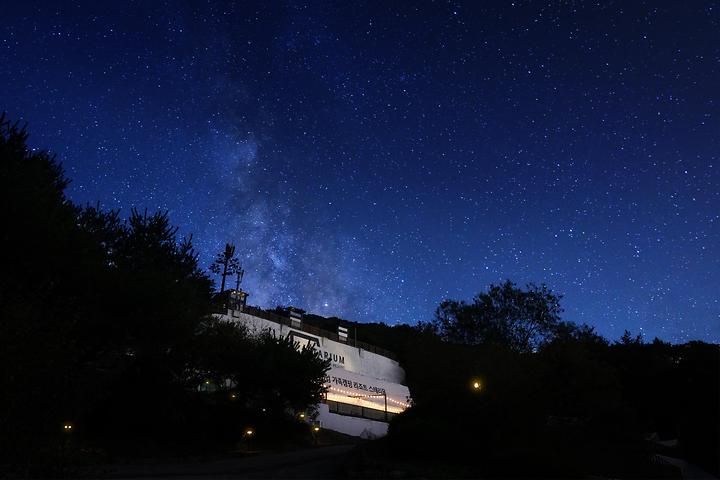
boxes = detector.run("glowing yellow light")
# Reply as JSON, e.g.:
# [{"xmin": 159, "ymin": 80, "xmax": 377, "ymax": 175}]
[
  {"xmin": 245, "ymin": 429, "xmax": 254, "ymax": 436},
  {"xmin": 63, "ymin": 423, "xmax": 73, "ymax": 431},
  {"xmin": 204, "ymin": 380, "xmax": 210, "ymax": 384},
  {"xmin": 313, "ymin": 426, "xmax": 320, "ymax": 432},
  {"xmin": 299, "ymin": 413, "xmax": 305, "ymax": 418}
]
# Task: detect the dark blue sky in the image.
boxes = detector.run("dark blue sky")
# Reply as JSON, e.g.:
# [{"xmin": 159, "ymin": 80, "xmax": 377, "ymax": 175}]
[{"xmin": 3, "ymin": 1, "xmax": 718, "ymax": 342}]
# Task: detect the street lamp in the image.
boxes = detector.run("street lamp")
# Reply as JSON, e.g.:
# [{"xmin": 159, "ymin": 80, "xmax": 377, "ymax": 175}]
[{"xmin": 471, "ymin": 379, "xmax": 483, "ymax": 391}]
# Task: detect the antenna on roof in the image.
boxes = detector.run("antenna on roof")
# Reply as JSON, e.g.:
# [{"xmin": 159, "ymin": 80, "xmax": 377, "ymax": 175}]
[{"xmin": 235, "ymin": 266, "xmax": 245, "ymax": 291}]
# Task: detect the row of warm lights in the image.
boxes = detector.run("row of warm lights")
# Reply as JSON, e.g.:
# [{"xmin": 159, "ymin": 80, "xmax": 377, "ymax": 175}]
[
  {"xmin": 327, "ymin": 386, "xmax": 410, "ymax": 410},
  {"xmin": 209, "ymin": 380, "xmax": 419, "ymax": 410},
  {"xmin": 352, "ymin": 392, "xmax": 386, "ymax": 399},
  {"xmin": 333, "ymin": 385, "xmax": 411, "ymax": 408},
  {"xmin": 327, "ymin": 385, "xmax": 403, "ymax": 405},
  {"xmin": 328, "ymin": 385, "xmax": 385, "ymax": 402},
  {"xmin": 226, "ymin": 380, "xmax": 475, "ymax": 407},
  {"xmin": 387, "ymin": 397, "xmax": 411, "ymax": 407}
]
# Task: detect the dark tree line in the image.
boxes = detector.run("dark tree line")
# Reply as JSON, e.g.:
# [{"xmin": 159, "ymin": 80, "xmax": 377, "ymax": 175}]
[
  {"xmin": 336, "ymin": 282, "xmax": 719, "ymax": 478},
  {"xmin": 0, "ymin": 116, "xmax": 328, "ymax": 475}
]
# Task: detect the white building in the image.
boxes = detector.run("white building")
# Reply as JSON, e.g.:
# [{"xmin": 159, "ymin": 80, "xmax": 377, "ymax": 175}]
[{"xmin": 214, "ymin": 290, "xmax": 412, "ymax": 438}]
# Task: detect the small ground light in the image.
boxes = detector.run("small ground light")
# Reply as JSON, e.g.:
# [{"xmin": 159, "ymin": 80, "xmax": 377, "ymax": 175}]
[
  {"xmin": 299, "ymin": 413, "xmax": 305, "ymax": 419},
  {"xmin": 63, "ymin": 423, "xmax": 73, "ymax": 432},
  {"xmin": 472, "ymin": 380, "xmax": 482, "ymax": 391},
  {"xmin": 245, "ymin": 429, "xmax": 254, "ymax": 436},
  {"xmin": 313, "ymin": 426, "xmax": 320, "ymax": 432}
]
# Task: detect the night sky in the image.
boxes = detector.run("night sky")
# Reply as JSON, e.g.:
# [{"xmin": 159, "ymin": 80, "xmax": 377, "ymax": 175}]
[{"xmin": 2, "ymin": 1, "xmax": 718, "ymax": 342}]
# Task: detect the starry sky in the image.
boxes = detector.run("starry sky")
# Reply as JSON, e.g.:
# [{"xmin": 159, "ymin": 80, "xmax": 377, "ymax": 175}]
[{"xmin": 2, "ymin": 1, "xmax": 718, "ymax": 342}]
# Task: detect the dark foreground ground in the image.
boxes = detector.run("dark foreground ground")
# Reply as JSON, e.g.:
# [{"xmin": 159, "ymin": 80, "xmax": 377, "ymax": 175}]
[
  {"xmin": 98, "ymin": 445, "xmax": 355, "ymax": 479},
  {"xmin": 77, "ymin": 433, "xmax": 717, "ymax": 480},
  {"xmin": 88, "ymin": 448, "xmax": 718, "ymax": 480}
]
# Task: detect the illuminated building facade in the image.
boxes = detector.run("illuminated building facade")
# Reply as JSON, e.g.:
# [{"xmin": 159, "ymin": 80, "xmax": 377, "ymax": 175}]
[{"xmin": 214, "ymin": 290, "xmax": 412, "ymax": 438}]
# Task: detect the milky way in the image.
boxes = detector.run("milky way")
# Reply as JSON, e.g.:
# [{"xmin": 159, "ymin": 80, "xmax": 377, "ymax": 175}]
[{"xmin": 2, "ymin": 1, "xmax": 718, "ymax": 342}]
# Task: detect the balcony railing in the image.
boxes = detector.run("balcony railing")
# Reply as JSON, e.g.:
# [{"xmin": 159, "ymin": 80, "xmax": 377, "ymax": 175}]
[{"xmin": 324, "ymin": 399, "xmax": 397, "ymax": 423}]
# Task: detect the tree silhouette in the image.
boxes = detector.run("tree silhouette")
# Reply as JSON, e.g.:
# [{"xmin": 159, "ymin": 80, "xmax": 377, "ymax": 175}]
[
  {"xmin": 187, "ymin": 318, "xmax": 329, "ymax": 411},
  {"xmin": 0, "ymin": 116, "xmax": 330, "ymax": 470},
  {"xmin": 210, "ymin": 243, "xmax": 240, "ymax": 292},
  {"xmin": 0, "ymin": 114, "xmax": 93, "ymax": 470},
  {"xmin": 433, "ymin": 280, "xmax": 563, "ymax": 352}
]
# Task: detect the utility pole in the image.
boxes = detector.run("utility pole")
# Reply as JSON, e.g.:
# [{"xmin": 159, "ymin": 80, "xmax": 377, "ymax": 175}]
[{"xmin": 383, "ymin": 391, "xmax": 388, "ymax": 422}]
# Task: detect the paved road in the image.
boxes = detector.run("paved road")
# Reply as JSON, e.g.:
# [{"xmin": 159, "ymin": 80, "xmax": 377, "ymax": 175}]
[
  {"xmin": 655, "ymin": 455, "xmax": 719, "ymax": 480},
  {"xmin": 103, "ymin": 445, "xmax": 355, "ymax": 479}
]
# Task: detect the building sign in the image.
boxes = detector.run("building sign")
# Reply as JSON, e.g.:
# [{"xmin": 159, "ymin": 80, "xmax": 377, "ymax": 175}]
[
  {"xmin": 288, "ymin": 330, "xmax": 345, "ymax": 367},
  {"xmin": 326, "ymin": 374, "xmax": 386, "ymax": 395},
  {"xmin": 320, "ymin": 350, "xmax": 345, "ymax": 366}
]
